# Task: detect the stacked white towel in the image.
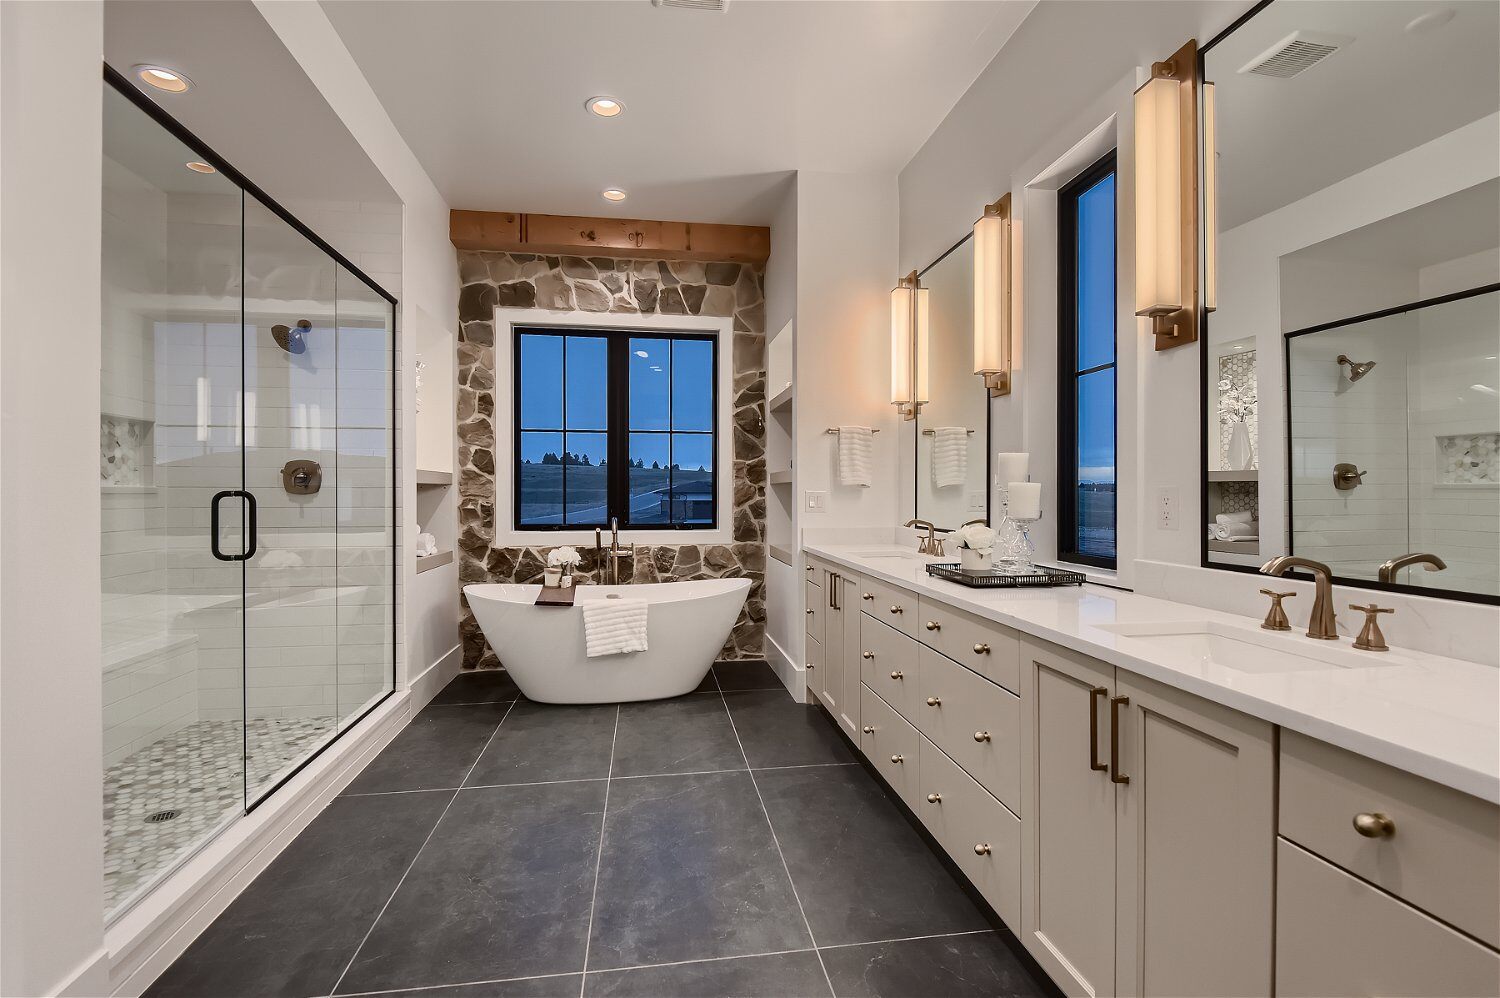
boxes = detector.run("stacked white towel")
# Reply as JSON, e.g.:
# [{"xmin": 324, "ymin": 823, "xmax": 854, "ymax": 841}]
[
  {"xmin": 1208, "ymin": 511, "xmax": 1257, "ymax": 541},
  {"xmin": 930, "ymin": 427, "xmax": 968, "ymax": 488},
  {"xmin": 837, "ymin": 426, "xmax": 874, "ymax": 487},
  {"xmin": 581, "ymin": 597, "xmax": 649, "ymax": 657}
]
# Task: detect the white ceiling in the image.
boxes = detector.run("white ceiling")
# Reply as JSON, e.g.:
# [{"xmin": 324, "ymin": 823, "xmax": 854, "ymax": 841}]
[
  {"xmin": 321, "ymin": 0, "xmax": 1036, "ymax": 224},
  {"xmin": 1206, "ymin": 0, "xmax": 1499, "ymax": 230},
  {"xmin": 1286, "ymin": 177, "xmax": 1500, "ymax": 272}
]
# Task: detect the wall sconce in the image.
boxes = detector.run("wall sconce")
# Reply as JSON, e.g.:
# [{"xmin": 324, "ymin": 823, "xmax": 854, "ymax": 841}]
[
  {"xmin": 890, "ymin": 270, "xmax": 929, "ymax": 420},
  {"xmin": 1134, "ymin": 39, "xmax": 1200, "ymax": 350},
  {"xmin": 1202, "ymin": 80, "xmax": 1217, "ymax": 313},
  {"xmin": 973, "ymin": 193, "xmax": 1012, "ymax": 398}
]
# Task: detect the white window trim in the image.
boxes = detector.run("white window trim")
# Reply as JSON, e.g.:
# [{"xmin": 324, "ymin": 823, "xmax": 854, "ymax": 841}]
[{"xmin": 490, "ymin": 306, "xmax": 737, "ymax": 548}]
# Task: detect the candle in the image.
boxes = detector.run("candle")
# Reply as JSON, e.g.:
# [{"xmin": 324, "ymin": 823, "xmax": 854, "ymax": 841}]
[
  {"xmin": 1008, "ymin": 481, "xmax": 1041, "ymax": 519},
  {"xmin": 995, "ymin": 453, "xmax": 1028, "ymax": 491}
]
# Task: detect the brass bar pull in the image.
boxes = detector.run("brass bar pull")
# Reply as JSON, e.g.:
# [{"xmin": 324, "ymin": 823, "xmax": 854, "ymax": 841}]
[
  {"xmin": 829, "ymin": 574, "xmax": 840, "ymax": 610},
  {"xmin": 1109, "ymin": 695, "xmax": 1130, "ymax": 784},
  {"xmin": 1088, "ymin": 687, "xmax": 1108, "ymax": 772}
]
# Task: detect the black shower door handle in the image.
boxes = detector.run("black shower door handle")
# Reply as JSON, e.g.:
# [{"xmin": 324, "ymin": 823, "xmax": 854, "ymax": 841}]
[{"xmin": 210, "ymin": 489, "xmax": 258, "ymax": 562}]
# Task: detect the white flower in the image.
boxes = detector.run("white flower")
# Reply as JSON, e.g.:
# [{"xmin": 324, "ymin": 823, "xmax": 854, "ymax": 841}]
[
  {"xmin": 548, "ymin": 546, "xmax": 582, "ymax": 569},
  {"xmin": 1217, "ymin": 379, "xmax": 1232, "ymax": 392},
  {"xmin": 953, "ymin": 523, "xmax": 997, "ymax": 552}
]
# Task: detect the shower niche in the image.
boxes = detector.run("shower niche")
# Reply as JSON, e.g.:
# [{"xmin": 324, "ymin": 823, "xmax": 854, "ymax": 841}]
[{"xmin": 100, "ymin": 76, "xmax": 397, "ymax": 918}]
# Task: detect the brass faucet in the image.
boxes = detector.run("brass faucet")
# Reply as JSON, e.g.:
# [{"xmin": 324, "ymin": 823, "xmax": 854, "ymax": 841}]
[
  {"xmin": 1260, "ymin": 556, "xmax": 1339, "ymax": 640},
  {"xmin": 594, "ymin": 517, "xmax": 635, "ymax": 585},
  {"xmin": 904, "ymin": 518, "xmax": 945, "ymax": 557},
  {"xmin": 1378, "ymin": 552, "xmax": 1447, "ymax": 584}
]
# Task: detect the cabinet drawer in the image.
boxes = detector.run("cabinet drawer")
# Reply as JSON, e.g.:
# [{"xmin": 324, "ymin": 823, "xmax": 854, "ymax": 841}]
[
  {"xmin": 861, "ymin": 684, "xmax": 920, "ymax": 810},
  {"xmin": 1281, "ymin": 729, "xmax": 1500, "ymax": 948},
  {"xmin": 804, "ymin": 579, "xmax": 823, "ymax": 642},
  {"xmin": 917, "ymin": 597, "xmax": 1020, "ymax": 693},
  {"xmin": 915, "ymin": 733, "xmax": 1021, "ymax": 930},
  {"xmin": 915, "ymin": 646, "xmax": 1021, "ymax": 813},
  {"xmin": 805, "ymin": 634, "xmax": 825, "ymax": 704},
  {"xmin": 1276, "ymin": 838, "xmax": 1500, "ymax": 998},
  {"xmin": 859, "ymin": 576, "xmax": 919, "ymax": 638},
  {"xmin": 860, "ymin": 616, "xmax": 919, "ymax": 719}
]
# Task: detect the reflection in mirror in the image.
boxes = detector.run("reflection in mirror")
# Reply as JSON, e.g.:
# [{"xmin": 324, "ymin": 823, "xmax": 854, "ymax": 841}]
[
  {"xmin": 899, "ymin": 236, "xmax": 989, "ymax": 531},
  {"xmin": 1201, "ymin": 0, "xmax": 1499, "ymax": 603}
]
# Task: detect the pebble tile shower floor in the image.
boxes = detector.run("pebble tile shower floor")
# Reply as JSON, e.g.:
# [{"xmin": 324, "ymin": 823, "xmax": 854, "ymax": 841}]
[
  {"xmin": 146, "ymin": 665, "xmax": 1051, "ymax": 998},
  {"xmin": 105, "ymin": 717, "xmax": 333, "ymax": 912}
]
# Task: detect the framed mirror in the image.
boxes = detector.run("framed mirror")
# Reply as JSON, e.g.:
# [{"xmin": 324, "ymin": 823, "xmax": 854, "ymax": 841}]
[
  {"xmin": 898, "ymin": 235, "xmax": 991, "ymax": 531},
  {"xmin": 1199, "ymin": 0, "xmax": 1500, "ymax": 604}
]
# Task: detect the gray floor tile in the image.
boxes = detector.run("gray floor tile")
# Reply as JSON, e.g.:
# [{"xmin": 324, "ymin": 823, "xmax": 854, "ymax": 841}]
[
  {"xmin": 723, "ymin": 690, "xmax": 855, "ymax": 768},
  {"xmin": 755, "ymin": 766, "xmax": 989, "ymax": 946},
  {"xmin": 585, "ymin": 951, "xmax": 830, "ymax": 997},
  {"xmin": 342, "ymin": 702, "xmax": 509, "ymax": 795},
  {"xmin": 464, "ymin": 701, "xmax": 617, "ymax": 787},
  {"xmin": 821, "ymin": 932, "xmax": 1049, "ymax": 998},
  {"xmin": 354, "ymin": 973, "xmax": 583, "ymax": 997},
  {"xmin": 146, "ymin": 790, "xmax": 452, "ymax": 998},
  {"xmin": 611, "ymin": 694, "xmax": 746, "ymax": 777},
  {"xmin": 334, "ymin": 781, "xmax": 606, "ymax": 994},
  {"xmin": 430, "ymin": 669, "xmax": 521, "ymax": 705},
  {"xmin": 587, "ymin": 771, "xmax": 812, "ymax": 970},
  {"xmin": 712, "ymin": 660, "xmax": 783, "ymax": 691}
]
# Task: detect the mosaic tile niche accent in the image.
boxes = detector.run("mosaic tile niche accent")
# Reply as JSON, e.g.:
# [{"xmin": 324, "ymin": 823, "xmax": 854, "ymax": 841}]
[
  {"xmin": 101, "ymin": 414, "xmax": 152, "ymax": 487},
  {"xmin": 1437, "ymin": 432, "xmax": 1499, "ymax": 485},
  {"xmin": 454, "ymin": 252, "xmax": 767, "ymax": 668}
]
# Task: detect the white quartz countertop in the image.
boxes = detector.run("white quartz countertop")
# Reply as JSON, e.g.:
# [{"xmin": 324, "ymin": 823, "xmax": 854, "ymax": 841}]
[{"xmin": 805, "ymin": 543, "xmax": 1500, "ymax": 805}]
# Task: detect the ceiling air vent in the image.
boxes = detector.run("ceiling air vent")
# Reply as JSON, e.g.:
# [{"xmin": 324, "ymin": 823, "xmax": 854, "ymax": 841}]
[
  {"xmin": 652, "ymin": 0, "xmax": 730, "ymax": 11},
  {"xmin": 1237, "ymin": 31, "xmax": 1352, "ymax": 78}
]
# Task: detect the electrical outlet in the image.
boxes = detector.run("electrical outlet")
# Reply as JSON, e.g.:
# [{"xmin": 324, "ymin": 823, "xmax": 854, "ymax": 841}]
[
  {"xmin": 1156, "ymin": 487, "xmax": 1179, "ymax": 530},
  {"xmin": 805, "ymin": 490, "xmax": 828, "ymax": 511},
  {"xmin": 967, "ymin": 491, "xmax": 986, "ymax": 512}
]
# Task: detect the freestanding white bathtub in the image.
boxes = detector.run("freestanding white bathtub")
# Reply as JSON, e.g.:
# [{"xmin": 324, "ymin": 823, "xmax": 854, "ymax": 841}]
[{"xmin": 463, "ymin": 578, "xmax": 752, "ymax": 703}]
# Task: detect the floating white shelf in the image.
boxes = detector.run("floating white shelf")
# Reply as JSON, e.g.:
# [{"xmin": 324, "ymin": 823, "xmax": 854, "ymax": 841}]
[
  {"xmin": 769, "ymin": 383, "xmax": 793, "ymax": 413},
  {"xmin": 769, "ymin": 468, "xmax": 793, "ymax": 486},
  {"xmin": 1208, "ymin": 469, "xmax": 1258, "ymax": 482},
  {"xmin": 415, "ymin": 549, "xmax": 454, "ymax": 573},
  {"xmin": 416, "ymin": 469, "xmax": 453, "ymax": 486},
  {"xmin": 769, "ymin": 544, "xmax": 793, "ymax": 566},
  {"xmin": 1207, "ymin": 538, "xmax": 1259, "ymax": 555}
]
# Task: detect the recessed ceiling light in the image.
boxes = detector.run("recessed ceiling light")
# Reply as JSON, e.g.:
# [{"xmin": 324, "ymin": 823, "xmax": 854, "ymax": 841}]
[
  {"xmin": 134, "ymin": 65, "xmax": 192, "ymax": 93},
  {"xmin": 585, "ymin": 96, "xmax": 625, "ymax": 118},
  {"xmin": 601, "ymin": 188, "xmax": 628, "ymax": 202},
  {"xmin": 185, "ymin": 161, "xmax": 216, "ymax": 174}
]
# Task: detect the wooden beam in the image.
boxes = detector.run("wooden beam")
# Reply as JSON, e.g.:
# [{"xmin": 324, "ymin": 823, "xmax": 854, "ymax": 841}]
[{"xmin": 450, "ymin": 209, "xmax": 770, "ymax": 265}]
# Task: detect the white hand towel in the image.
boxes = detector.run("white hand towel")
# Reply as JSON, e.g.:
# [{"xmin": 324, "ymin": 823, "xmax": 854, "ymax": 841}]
[
  {"xmin": 581, "ymin": 597, "xmax": 649, "ymax": 658},
  {"xmin": 1210, "ymin": 521, "xmax": 1258, "ymax": 541},
  {"xmin": 930, "ymin": 427, "xmax": 969, "ymax": 489},
  {"xmin": 1216, "ymin": 510, "xmax": 1254, "ymax": 526},
  {"xmin": 837, "ymin": 426, "xmax": 873, "ymax": 488}
]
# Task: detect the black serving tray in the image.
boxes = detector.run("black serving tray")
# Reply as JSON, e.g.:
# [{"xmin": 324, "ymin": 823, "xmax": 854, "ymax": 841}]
[{"xmin": 925, "ymin": 562, "xmax": 1086, "ymax": 588}]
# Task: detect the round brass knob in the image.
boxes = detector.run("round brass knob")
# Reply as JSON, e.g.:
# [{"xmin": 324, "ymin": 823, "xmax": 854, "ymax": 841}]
[
  {"xmin": 973, "ymin": 730, "xmax": 991, "ymax": 742},
  {"xmin": 927, "ymin": 792, "xmax": 942, "ymax": 804},
  {"xmin": 806, "ymin": 608, "xmax": 814, "ymax": 615},
  {"xmin": 862, "ymin": 725, "xmax": 875, "ymax": 734},
  {"xmin": 890, "ymin": 754, "xmax": 904, "ymax": 764},
  {"xmin": 1353, "ymin": 812, "xmax": 1395, "ymax": 839},
  {"xmin": 890, "ymin": 605, "xmax": 904, "ymax": 615},
  {"xmin": 806, "ymin": 565, "xmax": 814, "ymax": 572},
  {"xmin": 925, "ymin": 621, "xmax": 941, "ymax": 631},
  {"xmin": 973, "ymin": 643, "xmax": 990, "ymax": 655},
  {"xmin": 974, "ymin": 843, "xmax": 992, "ymax": 856},
  {"xmin": 889, "ymin": 670, "xmax": 903, "ymax": 680},
  {"xmin": 926, "ymin": 696, "xmax": 942, "ymax": 707},
  {"xmin": 862, "ymin": 593, "xmax": 873, "ymax": 601},
  {"xmin": 806, "ymin": 662, "xmax": 815, "ymax": 670},
  {"xmin": 863, "ymin": 651, "xmax": 874, "ymax": 659}
]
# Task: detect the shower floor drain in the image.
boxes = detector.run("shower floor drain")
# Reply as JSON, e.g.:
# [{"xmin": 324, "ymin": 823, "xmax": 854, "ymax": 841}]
[{"xmin": 145, "ymin": 809, "xmax": 181, "ymax": 824}]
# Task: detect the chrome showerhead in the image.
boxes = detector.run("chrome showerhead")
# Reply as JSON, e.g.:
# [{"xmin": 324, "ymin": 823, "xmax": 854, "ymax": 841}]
[{"xmin": 1337, "ymin": 354, "xmax": 1376, "ymax": 382}]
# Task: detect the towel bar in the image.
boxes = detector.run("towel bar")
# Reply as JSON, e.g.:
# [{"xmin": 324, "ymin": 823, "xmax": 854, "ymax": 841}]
[
  {"xmin": 922, "ymin": 428, "xmax": 975, "ymax": 436},
  {"xmin": 824, "ymin": 427, "xmax": 881, "ymax": 433}
]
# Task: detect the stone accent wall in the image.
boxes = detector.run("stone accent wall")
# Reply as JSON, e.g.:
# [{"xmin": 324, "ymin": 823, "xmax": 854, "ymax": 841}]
[{"xmin": 454, "ymin": 251, "xmax": 767, "ymax": 669}]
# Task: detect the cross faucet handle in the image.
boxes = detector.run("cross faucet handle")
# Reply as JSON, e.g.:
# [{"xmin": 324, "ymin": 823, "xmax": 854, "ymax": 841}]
[
  {"xmin": 1258, "ymin": 589, "xmax": 1295, "ymax": 632},
  {"xmin": 1349, "ymin": 603, "xmax": 1394, "ymax": 652}
]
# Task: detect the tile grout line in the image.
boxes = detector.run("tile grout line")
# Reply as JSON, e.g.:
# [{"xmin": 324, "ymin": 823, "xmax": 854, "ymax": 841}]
[
  {"xmin": 332, "ymin": 929, "xmax": 1004, "ymax": 997},
  {"xmin": 715, "ymin": 690, "xmax": 839, "ymax": 998},
  {"xmin": 340, "ymin": 765, "xmax": 861, "ymax": 799},
  {"xmin": 327, "ymin": 697, "xmax": 518, "ymax": 997},
  {"xmin": 577, "ymin": 704, "xmax": 620, "ymax": 998}
]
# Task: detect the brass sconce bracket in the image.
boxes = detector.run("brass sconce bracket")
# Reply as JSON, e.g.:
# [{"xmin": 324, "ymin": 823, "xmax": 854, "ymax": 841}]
[
  {"xmin": 1138, "ymin": 39, "xmax": 1200, "ymax": 352},
  {"xmin": 982, "ymin": 372, "xmax": 1010, "ymax": 398}
]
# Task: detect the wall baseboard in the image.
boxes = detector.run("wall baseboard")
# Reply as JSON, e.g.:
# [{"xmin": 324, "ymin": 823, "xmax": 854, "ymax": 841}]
[{"xmin": 764, "ymin": 632, "xmax": 802, "ymax": 701}]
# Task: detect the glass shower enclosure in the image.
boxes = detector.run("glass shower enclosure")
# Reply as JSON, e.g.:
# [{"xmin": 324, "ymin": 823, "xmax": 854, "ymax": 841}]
[{"xmin": 100, "ymin": 76, "xmax": 396, "ymax": 918}]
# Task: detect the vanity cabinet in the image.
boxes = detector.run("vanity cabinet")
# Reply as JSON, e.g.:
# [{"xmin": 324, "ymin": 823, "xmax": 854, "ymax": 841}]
[
  {"xmin": 806, "ymin": 557, "xmax": 861, "ymax": 738},
  {"xmin": 1019, "ymin": 637, "xmax": 1275, "ymax": 998}
]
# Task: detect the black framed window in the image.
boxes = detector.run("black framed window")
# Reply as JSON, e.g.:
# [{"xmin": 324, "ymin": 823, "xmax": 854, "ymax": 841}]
[
  {"xmin": 514, "ymin": 327, "xmax": 718, "ymax": 530},
  {"xmin": 1057, "ymin": 150, "xmax": 1118, "ymax": 569}
]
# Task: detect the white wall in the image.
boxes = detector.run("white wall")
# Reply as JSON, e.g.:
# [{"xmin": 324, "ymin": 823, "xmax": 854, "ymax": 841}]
[
  {"xmin": 761, "ymin": 177, "xmax": 799, "ymax": 677},
  {"xmin": 0, "ymin": 5, "xmax": 112, "ymax": 996}
]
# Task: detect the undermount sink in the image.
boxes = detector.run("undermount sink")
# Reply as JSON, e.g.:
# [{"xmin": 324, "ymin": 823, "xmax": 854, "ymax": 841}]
[{"xmin": 1095, "ymin": 620, "xmax": 1398, "ymax": 675}]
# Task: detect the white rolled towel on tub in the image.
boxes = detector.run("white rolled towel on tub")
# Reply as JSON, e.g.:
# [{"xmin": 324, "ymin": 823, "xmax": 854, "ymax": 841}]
[
  {"xmin": 837, "ymin": 426, "xmax": 873, "ymax": 487},
  {"xmin": 582, "ymin": 597, "xmax": 649, "ymax": 657}
]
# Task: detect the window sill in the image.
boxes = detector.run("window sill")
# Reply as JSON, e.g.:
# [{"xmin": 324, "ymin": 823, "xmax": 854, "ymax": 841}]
[{"xmin": 492, "ymin": 526, "xmax": 735, "ymax": 549}]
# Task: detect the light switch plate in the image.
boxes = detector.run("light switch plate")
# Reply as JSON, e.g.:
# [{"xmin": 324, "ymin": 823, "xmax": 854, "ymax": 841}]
[
  {"xmin": 967, "ymin": 491, "xmax": 986, "ymax": 512},
  {"xmin": 805, "ymin": 490, "xmax": 828, "ymax": 511},
  {"xmin": 1155, "ymin": 487, "xmax": 1179, "ymax": 530}
]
